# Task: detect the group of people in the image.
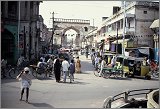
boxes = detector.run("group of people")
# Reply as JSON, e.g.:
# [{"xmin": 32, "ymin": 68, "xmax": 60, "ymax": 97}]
[
  {"xmin": 36, "ymin": 55, "xmax": 81, "ymax": 83},
  {"xmin": 16, "ymin": 54, "xmax": 82, "ymax": 103}
]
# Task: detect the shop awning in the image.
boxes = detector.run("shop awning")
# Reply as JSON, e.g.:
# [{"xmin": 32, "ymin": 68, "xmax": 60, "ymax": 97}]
[
  {"xmin": 150, "ymin": 19, "xmax": 159, "ymax": 28},
  {"xmin": 112, "ymin": 39, "xmax": 130, "ymax": 44}
]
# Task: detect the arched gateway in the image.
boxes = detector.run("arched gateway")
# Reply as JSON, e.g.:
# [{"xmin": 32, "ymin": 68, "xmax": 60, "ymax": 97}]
[{"xmin": 53, "ymin": 18, "xmax": 90, "ymax": 48}]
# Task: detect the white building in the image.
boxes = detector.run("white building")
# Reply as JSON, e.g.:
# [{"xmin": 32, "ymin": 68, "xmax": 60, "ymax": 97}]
[{"xmin": 97, "ymin": 1, "xmax": 159, "ymax": 48}]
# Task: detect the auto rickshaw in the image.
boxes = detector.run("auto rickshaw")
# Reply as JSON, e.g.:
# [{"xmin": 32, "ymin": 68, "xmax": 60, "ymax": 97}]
[{"xmin": 116, "ymin": 55, "xmax": 151, "ymax": 79}]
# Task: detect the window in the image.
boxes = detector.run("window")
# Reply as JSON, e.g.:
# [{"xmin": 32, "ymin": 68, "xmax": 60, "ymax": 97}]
[
  {"xmin": 144, "ymin": 11, "xmax": 147, "ymax": 14},
  {"xmin": 84, "ymin": 27, "xmax": 88, "ymax": 32},
  {"xmin": 128, "ymin": 20, "xmax": 130, "ymax": 29}
]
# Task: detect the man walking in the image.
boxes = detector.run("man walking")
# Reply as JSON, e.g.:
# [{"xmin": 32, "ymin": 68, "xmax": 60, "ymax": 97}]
[
  {"xmin": 69, "ymin": 59, "xmax": 75, "ymax": 83},
  {"xmin": 62, "ymin": 58, "xmax": 70, "ymax": 83}
]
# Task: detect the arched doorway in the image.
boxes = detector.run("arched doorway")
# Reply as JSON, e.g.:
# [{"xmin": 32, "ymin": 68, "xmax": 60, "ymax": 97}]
[
  {"xmin": 62, "ymin": 26, "xmax": 80, "ymax": 48},
  {"xmin": 1, "ymin": 29, "xmax": 15, "ymax": 65}
]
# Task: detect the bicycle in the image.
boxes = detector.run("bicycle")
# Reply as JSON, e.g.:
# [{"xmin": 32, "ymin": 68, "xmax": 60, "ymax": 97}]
[
  {"xmin": 1, "ymin": 65, "xmax": 23, "ymax": 79},
  {"xmin": 29, "ymin": 65, "xmax": 52, "ymax": 79}
]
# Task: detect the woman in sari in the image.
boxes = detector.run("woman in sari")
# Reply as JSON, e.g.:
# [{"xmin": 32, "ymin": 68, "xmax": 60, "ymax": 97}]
[{"xmin": 75, "ymin": 56, "xmax": 81, "ymax": 73}]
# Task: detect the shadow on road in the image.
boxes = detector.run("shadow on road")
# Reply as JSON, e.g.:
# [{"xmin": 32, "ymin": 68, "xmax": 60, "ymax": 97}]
[
  {"xmin": 37, "ymin": 77, "xmax": 55, "ymax": 81},
  {"xmin": 28, "ymin": 102, "xmax": 54, "ymax": 108},
  {"xmin": 107, "ymin": 77, "xmax": 159, "ymax": 81},
  {"xmin": 105, "ymin": 77, "xmax": 133, "ymax": 80},
  {"xmin": 58, "ymin": 81, "xmax": 90, "ymax": 85},
  {"xmin": 1, "ymin": 79, "xmax": 18, "ymax": 84}
]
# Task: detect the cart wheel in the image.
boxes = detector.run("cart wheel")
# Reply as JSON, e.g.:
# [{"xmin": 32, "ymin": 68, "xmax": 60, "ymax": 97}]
[{"xmin": 102, "ymin": 71, "xmax": 111, "ymax": 78}]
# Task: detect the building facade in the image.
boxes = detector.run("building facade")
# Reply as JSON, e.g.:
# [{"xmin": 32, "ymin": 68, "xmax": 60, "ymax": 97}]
[
  {"xmin": 94, "ymin": 1, "xmax": 159, "ymax": 55},
  {"xmin": 1, "ymin": 1, "xmax": 42, "ymax": 65}
]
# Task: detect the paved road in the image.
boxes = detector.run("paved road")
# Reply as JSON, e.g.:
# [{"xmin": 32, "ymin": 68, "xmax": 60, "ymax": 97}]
[{"xmin": 1, "ymin": 55, "xmax": 159, "ymax": 108}]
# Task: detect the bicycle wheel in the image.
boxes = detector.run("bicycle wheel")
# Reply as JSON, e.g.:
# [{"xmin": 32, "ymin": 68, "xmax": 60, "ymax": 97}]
[
  {"xmin": 115, "ymin": 70, "xmax": 123, "ymax": 78},
  {"xmin": 9, "ymin": 68, "xmax": 20, "ymax": 79}
]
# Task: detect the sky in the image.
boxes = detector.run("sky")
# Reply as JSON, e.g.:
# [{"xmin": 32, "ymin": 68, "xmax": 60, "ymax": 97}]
[{"xmin": 39, "ymin": 1, "xmax": 122, "ymax": 28}]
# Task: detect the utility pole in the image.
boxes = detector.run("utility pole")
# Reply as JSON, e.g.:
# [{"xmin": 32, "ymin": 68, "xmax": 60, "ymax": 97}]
[
  {"xmin": 116, "ymin": 23, "xmax": 118, "ymax": 55},
  {"xmin": 51, "ymin": 12, "xmax": 54, "ymax": 54},
  {"xmin": 123, "ymin": 1, "xmax": 126, "ymax": 56},
  {"xmin": 122, "ymin": 1, "xmax": 126, "ymax": 77}
]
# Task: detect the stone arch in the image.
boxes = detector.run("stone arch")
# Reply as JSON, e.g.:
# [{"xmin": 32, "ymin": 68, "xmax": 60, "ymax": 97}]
[
  {"xmin": 61, "ymin": 26, "xmax": 81, "ymax": 47},
  {"xmin": 62, "ymin": 26, "xmax": 80, "ymax": 35}
]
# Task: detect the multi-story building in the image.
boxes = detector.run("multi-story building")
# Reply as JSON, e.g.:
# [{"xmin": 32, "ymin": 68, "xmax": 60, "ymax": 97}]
[
  {"xmin": 1, "ymin": 1, "xmax": 42, "ymax": 64},
  {"xmin": 97, "ymin": 1, "xmax": 159, "ymax": 54}
]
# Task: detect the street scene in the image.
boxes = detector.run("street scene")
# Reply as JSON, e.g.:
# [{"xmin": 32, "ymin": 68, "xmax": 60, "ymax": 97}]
[{"xmin": 1, "ymin": 1, "xmax": 159, "ymax": 108}]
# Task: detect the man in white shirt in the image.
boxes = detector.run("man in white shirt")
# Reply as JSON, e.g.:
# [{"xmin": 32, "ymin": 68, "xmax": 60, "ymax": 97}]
[
  {"xmin": 62, "ymin": 58, "xmax": 70, "ymax": 83},
  {"xmin": 99, "ymin": 57, "xmax": 106, "ymax": 77}
]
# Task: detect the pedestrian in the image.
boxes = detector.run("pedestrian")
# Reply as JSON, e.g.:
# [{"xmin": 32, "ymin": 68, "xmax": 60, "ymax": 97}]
[
  {"xmin": 95, "ymin": 55, "xmax": 100, "ymax": 69},
  {"xmin": 99, "ymin": 57, "xmax": 106, "ymax": 77},
  {"xmin": 16, "ymin": 67, "xmax": 32, "ymax": 103},
  {"xmin": 62, "ymin": 58, "xmax": 70, "ymax": 83},
  {"xmin": 69, "ymin": 59, "xmax": 75, "ymax": 83},
  {"xmin": 1, "ymin": 58, "xmax": 7, "ymax": 78},
  {"xmin": 36, "ymin": 59, "xmax": 47, "ymax": 74},
  {"xmin": 75, "ymin": 56, "xmax": 81, "ymax": 73},
  {"xmin": 47, "ymin": 56, "xmax": 54, "ymax": 77},
  {"xmin": 54, "ymin": 58, "xmax": 61, "ymax": 82},
  {"xmin": 17, "ymin": 54, "xmax": 25, "ymax": 68},
  {"xmin": 108, "ymin": 56, "xmax": 116, "ymax": 67},
  {"xmin": 142, "ymin": 57, "xmax": 147, "ymax": 66}
]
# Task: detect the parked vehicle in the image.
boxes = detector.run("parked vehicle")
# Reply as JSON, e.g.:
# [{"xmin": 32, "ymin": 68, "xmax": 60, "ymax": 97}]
[{"xmin": 116, "ymin": 55, "xmax": 151, "ymax": 79}]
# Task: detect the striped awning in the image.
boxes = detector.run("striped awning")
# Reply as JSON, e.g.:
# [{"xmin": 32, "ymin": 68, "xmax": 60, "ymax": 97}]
[{"xmin": 150, "ymin": 19, "xmax": 159, "ymax": 28}]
